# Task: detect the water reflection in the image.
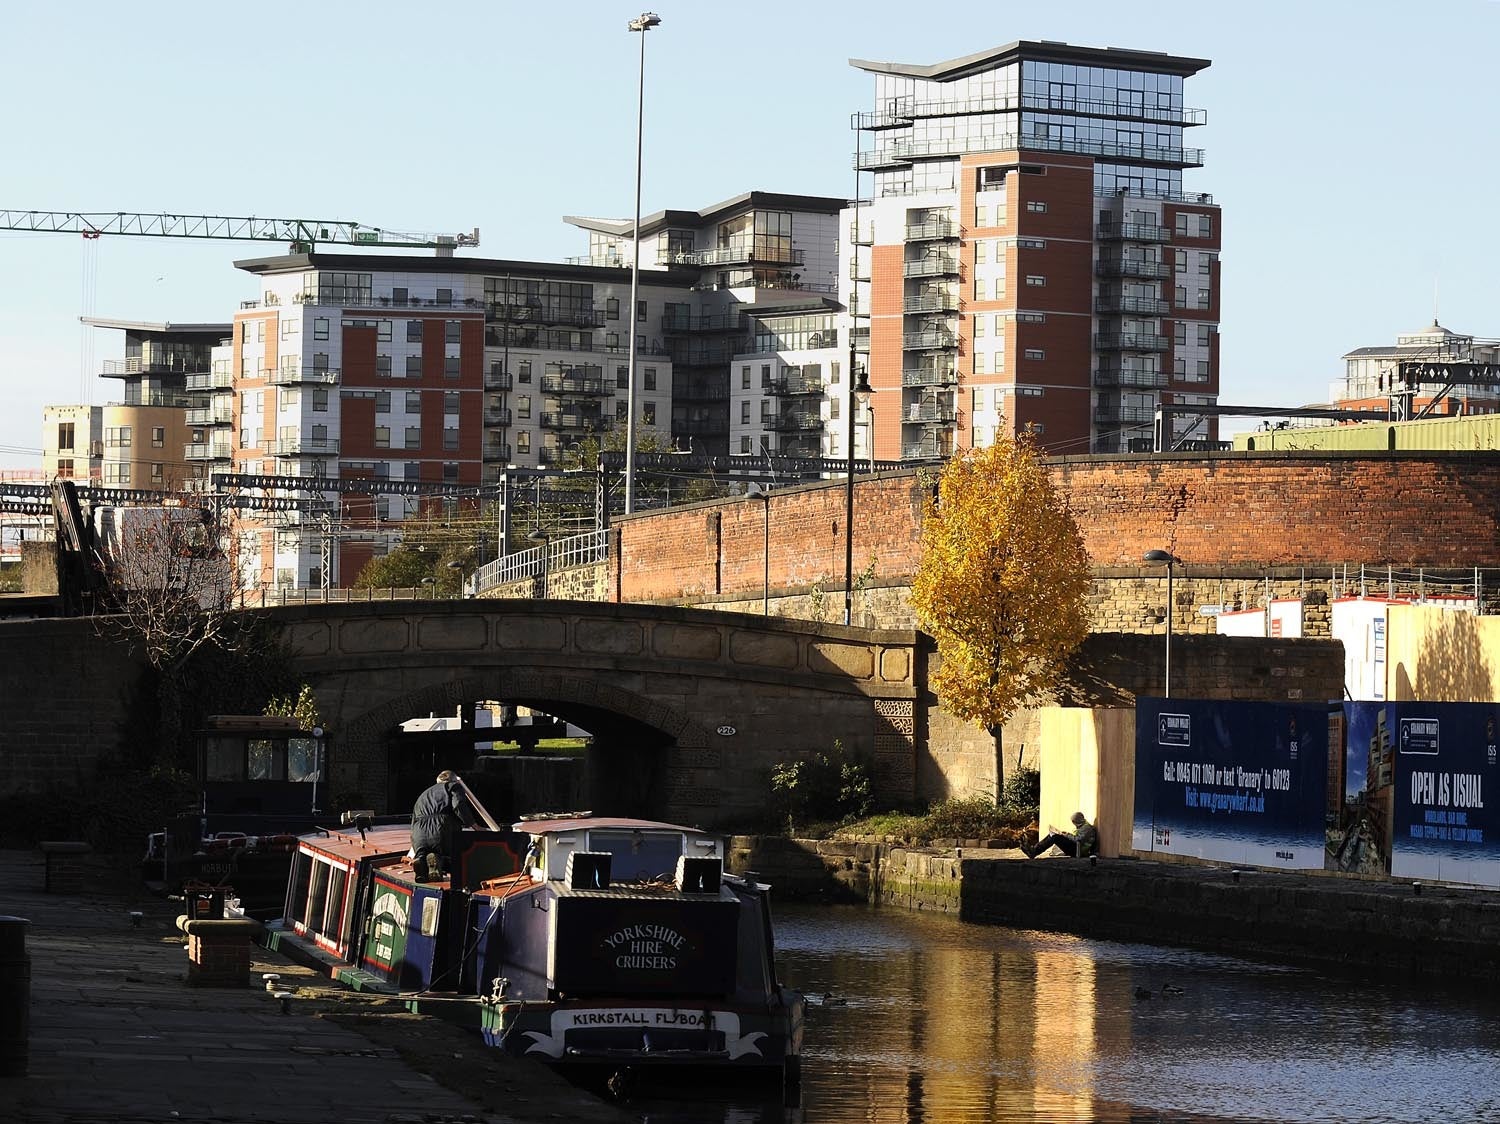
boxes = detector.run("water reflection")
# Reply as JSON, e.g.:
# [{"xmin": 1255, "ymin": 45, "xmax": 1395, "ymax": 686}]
[{"xmin": 626, "ymin": 901, "xmax": 1500, "ymax": 1124}]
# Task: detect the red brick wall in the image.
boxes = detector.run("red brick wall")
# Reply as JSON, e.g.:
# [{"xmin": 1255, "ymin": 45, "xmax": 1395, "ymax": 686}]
[{"xmin": 613, "ymin": 454, "xmax": 1500, "ymax": 602}]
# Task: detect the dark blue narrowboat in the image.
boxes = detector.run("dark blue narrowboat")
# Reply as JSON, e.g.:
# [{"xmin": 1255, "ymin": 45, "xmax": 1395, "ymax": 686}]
[{"xmin": 264, "ymin": 809, "xmax": 804, "ymax": 1086}]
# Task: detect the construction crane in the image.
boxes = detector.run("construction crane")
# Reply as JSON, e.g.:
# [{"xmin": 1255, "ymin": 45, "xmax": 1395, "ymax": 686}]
[{"xmin": 0, "ymin": 210, "xmax": 479, "ymax": 253}]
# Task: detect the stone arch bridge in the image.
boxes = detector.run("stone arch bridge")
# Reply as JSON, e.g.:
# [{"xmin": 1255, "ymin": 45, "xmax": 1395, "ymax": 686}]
[{"xmin": 267, "ymin": 600, "xmax": 932, "ymax": 827}]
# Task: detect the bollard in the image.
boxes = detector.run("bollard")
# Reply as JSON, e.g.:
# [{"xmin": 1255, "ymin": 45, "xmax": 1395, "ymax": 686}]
[{"xmin": 0, "ymin": 916, "xmax": 31, "ymax": 1077}]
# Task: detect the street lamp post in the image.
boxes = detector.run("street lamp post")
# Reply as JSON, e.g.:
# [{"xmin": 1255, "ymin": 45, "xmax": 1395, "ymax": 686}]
[
  {"xmin": 843, "ymin": 370, "xmax": 874, "ymax": 627},
  {"xmin": 624, "ymin": 11, "xmax": 661, "ymax": 516},
  {"xmin": 1143, "ymin": 549, "xmax": 1180, "ymax": 697},
  {"xmin": 530, "ymin": 528, "xmax": 550, "ymax": 600},
  {"xmin": 749, "ymin": 484, "xmax": 771, "ymax": 615}
]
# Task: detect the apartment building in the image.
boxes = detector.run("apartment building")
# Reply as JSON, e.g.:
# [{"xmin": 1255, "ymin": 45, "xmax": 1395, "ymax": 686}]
[
  {"xmin": 68, "ymin": 319, "xmax": 228, "ymax": 488},
  {"xmin": 839, "ymin": 41, "xmax": 1222, "ymax": 458},
  {"xmin": 1331, "ymin": 320, "xmax": 1500, "ymax": 419}
]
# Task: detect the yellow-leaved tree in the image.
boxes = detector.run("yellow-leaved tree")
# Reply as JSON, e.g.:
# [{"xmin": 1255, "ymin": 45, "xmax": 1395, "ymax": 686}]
[{"xmin": 909, "ymin": 436, "xmax": 1091, "ymax": 777}]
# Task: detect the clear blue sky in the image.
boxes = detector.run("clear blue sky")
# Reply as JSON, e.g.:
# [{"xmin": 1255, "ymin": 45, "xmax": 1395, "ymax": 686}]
[{"xmin": 3, "ymin": 0, "xmax": 1496, "ymax": 467}]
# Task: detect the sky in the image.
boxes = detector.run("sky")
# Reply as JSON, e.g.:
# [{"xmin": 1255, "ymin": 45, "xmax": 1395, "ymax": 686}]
[{"xmin": 3, "ymin": 0, "xmax": 1498, "ymax": 469}]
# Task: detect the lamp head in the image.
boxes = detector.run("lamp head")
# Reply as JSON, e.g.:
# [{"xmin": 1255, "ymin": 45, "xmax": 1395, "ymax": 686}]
[
  {"xmin": 1143, "ymin": 549, "xmax": 1178, "ymax": 565},
  {"xmin": 628, "ymin": 11, "xmax": 661, "ymax": 31},
  {"xmin": 853, "ymin": 371, "xmax": 874, "ymax": 408}
]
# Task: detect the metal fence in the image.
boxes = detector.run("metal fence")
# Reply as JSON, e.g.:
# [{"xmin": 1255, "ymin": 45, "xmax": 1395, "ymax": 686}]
[{"xmin": 468, "ymin": 528, "xmax": 608, "ymax": 596}]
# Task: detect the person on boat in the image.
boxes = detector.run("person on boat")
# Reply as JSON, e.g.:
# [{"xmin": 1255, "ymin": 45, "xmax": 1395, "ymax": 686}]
[
  {"xmin": 411, "ymin": 769, "xmax": 476, "ymax": 882},
  {"xmin": 1023, "ymin": 811, "xmax": 1098, "ymax": 859}
]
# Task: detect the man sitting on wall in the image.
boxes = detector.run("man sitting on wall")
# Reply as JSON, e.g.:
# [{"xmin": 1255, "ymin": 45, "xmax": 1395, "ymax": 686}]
[
  {"xmin": 1023, "ymin": 811, "xmax": 1098, "ymax": 859},
  {"xmin": 411, "ymin": 770, "xmax": 476, "ymax": 882}
]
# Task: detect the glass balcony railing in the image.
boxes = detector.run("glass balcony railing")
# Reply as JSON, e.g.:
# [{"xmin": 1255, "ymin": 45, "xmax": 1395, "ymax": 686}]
[
  {"xmin": 856, "ymin": 132, "xmax": 1205, "ymax": 170},
  {"xmin": 272, "ymin": 436, "xmax": 340, "ymax": 456},
  {"xmin": 855, "ymin": 91, "xmax": 1207, "ymax": 130},
  {"xmin": 186, "ymin": 370, "xmax": 234, "ymax": 391},
  {"xmin": 1096, "ymin": 259, "xmax": 1171, "ymax": 279},
  {"xmin": 271, "ymin": 364, "xmax": 340, "ymax": 385},
  {"xmin": 1097, "ymin": 222, "xmax": 1171, "ymax": 242},
  {"xmin": 184, "ymin": 439, "xmax": 234, "ymax": 461},
  {"xmin": 541, "ymin": 373, "xmax": 607, "ymax": 396},
  {"xmin": 659, "ymin": 239, "xmax": 804, "ymax": 268},
  {"xmin": 1096, "ymin": 333, "xmax": 1170, "ymax": 352}
]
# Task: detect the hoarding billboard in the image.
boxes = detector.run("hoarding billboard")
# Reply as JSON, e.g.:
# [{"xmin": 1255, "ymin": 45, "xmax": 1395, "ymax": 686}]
[{"xmin": 1133, "ymin": 699, "xmax": 1330, "ymax": 868}]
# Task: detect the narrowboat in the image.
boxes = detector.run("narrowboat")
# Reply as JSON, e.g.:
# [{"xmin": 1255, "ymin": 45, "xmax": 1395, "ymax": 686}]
[{"xmin": 262, "ymin": 805, "xmax": 804, "ymax": 1086}]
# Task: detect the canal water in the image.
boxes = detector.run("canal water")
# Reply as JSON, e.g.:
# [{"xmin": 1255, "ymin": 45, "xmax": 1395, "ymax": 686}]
[{"xmin": 625, "ymin": 901, "xmax": 1500, "ymax": 1123}]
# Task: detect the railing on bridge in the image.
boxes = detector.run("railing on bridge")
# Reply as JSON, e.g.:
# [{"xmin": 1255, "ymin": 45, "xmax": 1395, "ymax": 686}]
[{"xmin": 468, "ymin": 529, "xmax": 608, "ymax": 596}]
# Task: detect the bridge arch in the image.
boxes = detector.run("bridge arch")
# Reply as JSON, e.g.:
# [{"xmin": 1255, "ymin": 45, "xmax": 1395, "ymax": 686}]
[{"xmin": 258, "ymin": 599, "xmax": 924, "ymax": 827}]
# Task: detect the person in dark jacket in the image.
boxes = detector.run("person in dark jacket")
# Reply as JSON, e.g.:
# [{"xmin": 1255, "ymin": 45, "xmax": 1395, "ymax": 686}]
[
  {"xmin": 411, "ymin": 770, "xmax": 475, "ymax": 882},
  {"xmin": 1023, "ymin": 811, "xmax": 1099, "ymax": 859}
]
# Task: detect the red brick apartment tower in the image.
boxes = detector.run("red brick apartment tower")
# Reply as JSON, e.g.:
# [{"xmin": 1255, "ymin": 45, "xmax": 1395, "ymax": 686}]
[{"xmin": 845, "ymin": 41, "xmax": 1220, "ymax": 459}]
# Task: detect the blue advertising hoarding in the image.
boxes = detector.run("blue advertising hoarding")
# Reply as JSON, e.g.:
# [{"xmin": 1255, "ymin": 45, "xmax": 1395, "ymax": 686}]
[
  {"xmin": 1387, "ymin": 701, "xmax": 1500, "ymax": 887},
  {"xmin": 1133, "ymin": 699, "xmax": 1330, "ymax": 868}
]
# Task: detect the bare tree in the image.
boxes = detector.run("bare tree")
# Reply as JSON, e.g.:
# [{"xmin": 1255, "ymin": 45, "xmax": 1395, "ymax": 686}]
[{"xmin": 93, "ymin": 503, "xmax": 244, "ymax": 671}]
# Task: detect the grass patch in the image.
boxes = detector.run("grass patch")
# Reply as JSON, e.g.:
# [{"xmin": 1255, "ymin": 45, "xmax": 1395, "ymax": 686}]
[
  {"xmin": 486, "ymin": 737, "xmax": 589, "ymax": 757},
  {"xmin": 831, "ymin": 794, "xmax": 1037, "ymax": 847}
]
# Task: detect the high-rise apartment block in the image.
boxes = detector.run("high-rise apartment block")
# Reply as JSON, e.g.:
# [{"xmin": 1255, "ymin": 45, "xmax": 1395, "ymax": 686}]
[{"xmin": 843, "ymin": 41, "xmax": 1221, "ymax": 456}]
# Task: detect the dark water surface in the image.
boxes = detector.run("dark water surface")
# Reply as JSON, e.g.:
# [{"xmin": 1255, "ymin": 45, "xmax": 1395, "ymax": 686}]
[{"xmin": 626, "ymin": 902, "xmax": 1500, "ymax": 1123}]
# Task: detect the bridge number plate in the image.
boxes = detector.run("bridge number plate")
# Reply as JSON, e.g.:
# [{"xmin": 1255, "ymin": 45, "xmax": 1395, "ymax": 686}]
[{"xmin": 716, "ymin": 725, "xmax": 737, "ymax": 737}]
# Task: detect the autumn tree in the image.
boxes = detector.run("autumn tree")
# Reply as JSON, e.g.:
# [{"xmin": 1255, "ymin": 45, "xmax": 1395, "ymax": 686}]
[{"xmin": 908, "ymin": 436, "xmax": 1091, "ymax": 781}]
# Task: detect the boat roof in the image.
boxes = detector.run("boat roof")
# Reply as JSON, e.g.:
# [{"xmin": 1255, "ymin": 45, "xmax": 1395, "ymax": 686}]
[{"xmin": 514, "ymin": 815, "xmax": 708, "ymax": 836}]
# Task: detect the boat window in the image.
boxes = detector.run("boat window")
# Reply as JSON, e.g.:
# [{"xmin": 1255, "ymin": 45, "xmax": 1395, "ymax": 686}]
[
  {"xmin": 204, "ymin": 737, "xmax": 241, "ymax": 782},
  {"xmin": 305, "ymin": 861, "xmax": 330, "ymax": 930},
  {"xmin": 247, "ymin": 739, "xmax": 286, "ymax": 781},
  {"xmin": 323, "ymin": 866, "xmax": 348, "ymax": 937},
  {"xmin": 587, "ymin": 830, "xmax": 684, "ymax": 883},
  {"xmin": 287, "ymin": 737, "xmax": 320, "ymax": 782}
]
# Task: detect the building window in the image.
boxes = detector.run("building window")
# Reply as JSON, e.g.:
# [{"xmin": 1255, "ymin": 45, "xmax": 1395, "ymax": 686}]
[
  {"xmin": 1199, "ymin": 255, "xmax": 1213, "ymax": 276},
  {"xmin": 616, "ymin": 400, "xmax": 628, "ymax": 421},
  {"xmin": 1024, "ymin": 349, "xmax": 1045, "ymax": 360},
  {"xmin": 57, "ymin": 422, "xmax": 75, "ymax": 450},
  {"xmin": 374, "ymin": 426, "xmax": 391, "ymax": 448},
  {"xmin": 1175, "ymin": 285, "xmax": 1188, "ymax": 307},
  {"xmin": 1196, "ymin": 290, "xmax": 1211, "ymax": 310},
  {"xmin": 1174, "ymin": 358, "xmax": 1187, "ymax": 377},
  {"xmin": 151, "ymin": 426, "xmax": 165, "ymax": 448},
  {"xmin": 607, "ymin": 332, "xmax": 619, "ymax": 348},
  {"xmin": 375, "ymin": 391, "xmax": 391, "ymax": 412},
  {"xmin": 445, "ymin": 321, "xmax": 461, "ymax": 344},
  {"xmin": 740, "ymin": 435, "xmax": 752, "ymax": 454},
  {"xmin": 973, "ymin": 388, "xmax": 986, "ymax": 410},
  {"xmin": 518, "ymin": 395, "xmax": 531, "ymax": 420},
  {"xmin": 1198, "ymin": 325, "xmax": 1213, "ymax": 347},
  {"xmin": 974, "ymin": 279, "xmax": 987, "ymax": 300},
  {"xmin": 606, "ymin": 297, "xmax": 620, "ymax": 320},
  {"xmin": 443, "ymin": 427, "xmax": 459, "ymax": 450},
  {"xmin": 644, "ymin": 367, "xmax": 657, "ymax": 391},
  {"xmin": 617, "ymin": 366, "xmax": 629, "ymax": 390},
  {"xmin": 376, "ymin": 355, "xmax": 392, "ymax": 376},
  {"xmin": 56, "ymin": 458, "xmax": 73, "ymax": 478},
  {"xmin": 406, "ymin": 355, "xmax": 423, "ymax": 377},
  {"xmin": 975, "ymin": 242, "xmax": 988, "ymax": 265},
  {"xmin": 1025, "ymin": 275, "xmax": 1045, "ymax": 287},
  {"xmin": 975, "ymin": 353, "xmax": 987, "ymax": 374},
  {"xmin": 378, "ymin": 320, "xmax": 392, "ymax": 342},
  {"xmin": 516, "ymin": 432, "xmax": 530, "ymax": 454},
  {"xmin": 405, "ymin": 427, "xmax": 421, "ymax": 449},
  {"xmin": 150, "ymin": 463, "xmax": 163, "ymax": 483},
  {"xmin": 442, "ymin": 391, "xmax": 458, "ymax": 414},
  {"xmin": 442, "ymin": 461, "xmax": 459, "ymax": 481},
  {"xmin": 637, "ymin": 300, "xmax": 647, "ymax": 323},
  {"xmin": 974, "ymin": 316, "xmax": 986, "ymax": 339},
  {"xmin": 1025, "ymin": 201, "xmax": 1048, "ymax": 213},
  {"xmin": 1018, "ymin": 238, "xmax": 1045, "ymax": 250},
  {"xmin": 518, "ymin": 360, "xmax": 532, "ymax": 384},
  {"xmin": 392, "ymin": 287, "xmax": 408, "ymax": 305},
  {"xmin": 405, "ymin": 390, "xmax": 422, "ymax": 412},
  {"xmin": 444, "ymin": 356, "xmax": 460, "ymax": 378},
  {"xmin": 761, "ymin": 364, "xmax": 771, "ymax": 387},
  {"xmin": 643, "ymin": 403, "xmax": 656, "ymax": 425},
  {"xmin": 975, "ymin": 205, "xmax": 988, "ymax": 226},
  {"xmin": 407, "ymin": 321, "xmax": 423, "ymax": 342},
  {"xmin": 1196, "ymin": 360, "xmax": 1211, "ymax": 379},
  {"xmin": 740, "ymin": 401, "xmax": 750, "ymax": 424},
  {"xmin": 1174, "ymin": 323, "xmax": 1187, "ymax": 346},
  {"xmin": 741, "ymin": 366, "xmax": 751, "ymax": 389},
  {"xmin": 314, "ymin": 318, "xmax": 329, "ymax": 340},
  {"xmin": 436, "ymin": 288, "xmax": 453, "ymax": 307},
  {"xmin": 1199, "ymin": 215, "xmax": 1213, "ymax": 237}
]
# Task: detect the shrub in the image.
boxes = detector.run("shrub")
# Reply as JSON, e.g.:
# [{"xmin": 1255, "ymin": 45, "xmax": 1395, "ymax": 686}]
[
  {"xmin": 999, "ymin": 765, "xmax": 1041, "ymax": 816},
  {"xmin": 769, "ymin": 741, "xmax": 873, "ymax": 834}
]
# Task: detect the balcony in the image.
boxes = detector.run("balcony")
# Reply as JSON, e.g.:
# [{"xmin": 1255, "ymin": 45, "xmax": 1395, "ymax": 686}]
[
  {"xmin": 1095, "ymin": 367, "xmax": 1167, "ymax": 389},
  {"xmin": 1095, "ymin": 294, "xmax": 1170, "ymax": 316},
  {"xmin": 770, "ymin": 412, "xmax": 824, "ymax": 432},
  {"xmin": 186, "ymin": 370, "xmax": 234, "ymax": 391},
  {"xmin": 1095, "ymin": 258, "xmax": 1171, "ymax": 280},
  {"xmin": 856, "ymin": 132, "xmax": 1205, "ymax": 170},
  {"xmin": 674, "ymin": 415, "xmax": 729, "ymax": 436},
  {"xmin": 563, "ymin": 253, "xmax": 628, "ymax": 268},
  {"xmin": 482, "ymin": 440, "xmax": 512, "ymax": 462},
  {"xmin": 903, "ymin": 256, "xmax": 959, "ymax": 278},
  {"xmin": 1094, "ymin": 404, "xmax": 1158, "ymax": 424},
  {"xmin": 100, "ymin": 357, "xmax": 211, "ymax": 378},
  {"xmin": 186, "ymin": 403, "xmax": 234, "ymax": 426},
  {"xmin": 273, "ymin": 436, "xmax": 340, "ymax": 456},
  {"xmin": 856, "ymin": 91, "xmax": 1207, "ymax": 130},
  {"xmin": 903, "ymin": 403, "xmax": 957, "ymax": 424},
  {"xmin": 184, "ymin": 439, "xmax": 234, "ymax": 461},
  {"xmin": 902, "ymin": 363, "xmax": 958, "ymax": 387},
  {"xmin": 771, "ymin": 375, "xmax": 824, "ymax": 396},
  {"xmin": 541, "ymin": 373, "xmax": 607, "ymax": 396},
  {"xmin": 659, "ymin": 239, "xmax": 804, "ymax": 268},
  {"xmin": 901, "ymin": 441, "xmax": 946, "ymax": 460},
  {"xmin": 670, "ymin": 339, "xmax": 748, "ymax": 366},
  {"xmin": 1096, "ymin": 333, "xmax": 1170, "ymax": 352},
  {"xmin": 904, "ymin": 219, "xmax": 958, "ymax": 242},
  {"xmin": 849, "ymin": 259, "xmax": 870, "ymax": 281},
  {"xmin": 271, "ymin": 364, "xmax": 340, "ymax": 385},
  {"xmin": 903, "ymin": 332, "xmax": 957, "ymax": 351},
  {"xmin": 1097, "ymin": 222, "xmax": 1170, "ymax": 243},
  {"xmin": 487, "ymin": 301, "xmax": 605, "ymax": 329},
  {"xmin": 848, "ymin": 222, "xmax": 874, "ymax": 246},
  {"xmin": 661, "ymin": 310, "xmax": 745, "ymax": 333},
  {"xmin": 485, "ymin": 365, "xmax": 513, "ymax": 390},
  {"xmin": 540, "ymin": 411, "xmax": 609, "ymax": 432},
  {"xmin": 904, "ymin": 292, "xmax": 960, "ymax": 314},
  {"xmin": 484, "ymin": 406, "xmax": 513, "ymax": 426}
]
